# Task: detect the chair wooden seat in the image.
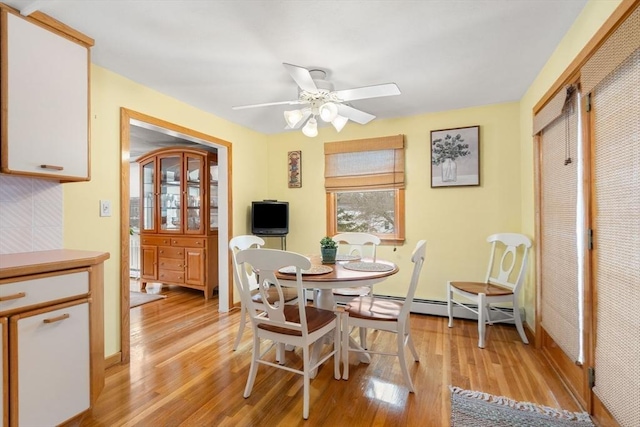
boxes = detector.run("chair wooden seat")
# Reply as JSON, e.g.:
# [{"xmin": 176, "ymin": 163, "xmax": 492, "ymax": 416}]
[
  {"xmin": 345, "ymin": 296, "xmax": 402, "ymax": 321},
  {"xmin": 449, "ymin": 281, "xmax": 514, "ymax": 297},
  {"xmin": 251, "ymin": 287, "xmax": 298, "ymax": 304},
  {"xmin": 258, "ymin": 306, "xmax": 336, "ymax": 335}
]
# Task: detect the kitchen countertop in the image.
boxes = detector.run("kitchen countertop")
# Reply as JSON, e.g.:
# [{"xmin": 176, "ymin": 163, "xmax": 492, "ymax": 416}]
[{"xmin": 0, "ymin": 249, "xmax": 110, "ymax": 279}]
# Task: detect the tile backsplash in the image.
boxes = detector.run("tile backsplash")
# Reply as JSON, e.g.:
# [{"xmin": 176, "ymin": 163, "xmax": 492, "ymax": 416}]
[{"xmin": 0, "ymin": 174, "xmax": 63, "ymax": 254}]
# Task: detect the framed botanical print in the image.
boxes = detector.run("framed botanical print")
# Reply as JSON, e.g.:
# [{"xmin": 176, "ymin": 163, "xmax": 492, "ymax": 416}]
[
  {"xmin": 431, "ymin": 125, "xmax": 480, "ymax": 188},
  {"xmin": 288, "ymin": 150, "xmax": 302, "ymax": 188}
]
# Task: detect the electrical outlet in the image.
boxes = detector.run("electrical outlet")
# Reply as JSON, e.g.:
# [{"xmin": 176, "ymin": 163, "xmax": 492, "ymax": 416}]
[{"xmin": 100, "ymin": 200, "xmax": 112, "ymax": 217}]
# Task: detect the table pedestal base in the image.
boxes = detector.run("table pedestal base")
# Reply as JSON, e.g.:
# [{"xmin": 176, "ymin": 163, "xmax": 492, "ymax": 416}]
[{"xmin": 309, "ymin": 289, "xmax": 371, "ymax": 378}]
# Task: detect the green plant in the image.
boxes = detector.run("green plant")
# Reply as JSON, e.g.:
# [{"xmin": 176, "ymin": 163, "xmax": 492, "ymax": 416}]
[
  {"xmin": 320, "ymin": 236, "xmax": 337, "ymax": 249},
  {"xmin": 431, "ymin": 133, "xmax": 470, "ymax": 165}
]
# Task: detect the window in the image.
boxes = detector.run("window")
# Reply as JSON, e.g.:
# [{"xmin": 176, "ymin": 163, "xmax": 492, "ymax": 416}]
[{"xmin": 324, "ymin": 135, "xmax": 405, "ymax": 243}]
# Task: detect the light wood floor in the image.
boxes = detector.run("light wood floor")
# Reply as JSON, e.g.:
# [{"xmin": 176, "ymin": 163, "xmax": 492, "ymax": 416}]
[{"xmin": 82, "ymin": 285, "xmax": 580, "ymax": 426}]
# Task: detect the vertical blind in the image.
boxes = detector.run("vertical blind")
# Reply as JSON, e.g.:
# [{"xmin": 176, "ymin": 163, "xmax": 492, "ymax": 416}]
[
  {"xmin": 537, "ymin": 87, "xmax": 583, "ymax": 363},
  {"xmin": 588, "ymin": 15, "xmax": 640, "ymax": 427},
  {"xmin": 324, "ymin": 135, "xmax": 404, "ymax": 191}
]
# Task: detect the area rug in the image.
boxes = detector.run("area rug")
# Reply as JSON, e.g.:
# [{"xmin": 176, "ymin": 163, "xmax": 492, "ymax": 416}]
[
  {"xmin": 130, "ymin": 291, "xmax": 166, "ymax": 308},
  {"xmin": 450, "ymin": 386, "xmax": 595, "ymax": 427}
]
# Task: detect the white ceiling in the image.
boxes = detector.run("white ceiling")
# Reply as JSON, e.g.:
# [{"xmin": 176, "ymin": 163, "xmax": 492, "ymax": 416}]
[{"xmin": 5, "ymin": 0, "xmax": 587, "ymax": 135}]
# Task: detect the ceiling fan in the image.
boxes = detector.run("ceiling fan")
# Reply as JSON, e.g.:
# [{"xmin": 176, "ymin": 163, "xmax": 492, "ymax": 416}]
[{"xmin": 232, "ymin": 63, "xmax": 401, "ymax": 137}]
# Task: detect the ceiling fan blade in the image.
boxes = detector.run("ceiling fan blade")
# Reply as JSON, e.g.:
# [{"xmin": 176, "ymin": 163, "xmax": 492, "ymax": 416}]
[
  {"xmin": 334, "ymin": 83, "xmax": 400, "ymax": 102},
  {"xmin": 337, "ymin": 104, "xmax": 376, "ymax": 125},
  {"xmin": 283, "ymin": 63, "xmax": 318, "ymax": 92},
  {"xmin": 232, "ymin": 100, "xmax": 303, "ymax": 110}
]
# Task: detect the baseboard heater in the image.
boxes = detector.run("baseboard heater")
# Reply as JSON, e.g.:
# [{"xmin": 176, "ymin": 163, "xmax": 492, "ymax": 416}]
[{"xmin": 305, "ymin": 290, "xmax": 522, "ymax": 324}]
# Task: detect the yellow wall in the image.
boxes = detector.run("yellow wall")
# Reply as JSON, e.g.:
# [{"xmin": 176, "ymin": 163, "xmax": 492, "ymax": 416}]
[
  {"xmin": 266, "ymin": 102, "xmax": 522, "ymax": 301},
  {"xmin": 64, "ymin": 65, "xmax": 268, "ymax": 356},
  {"xmin": 61, "ymin": 0, "xmax": 622, "ymax": 357},
  {"xmin": 519, "ymin": 0, "xmax": 622, "ymax": 326}
]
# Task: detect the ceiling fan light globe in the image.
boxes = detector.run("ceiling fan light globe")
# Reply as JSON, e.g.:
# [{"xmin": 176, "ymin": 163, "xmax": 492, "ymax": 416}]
[
  {"xmin": 284, "ymin": 109, "xmax": 304, "ymax": 127},
  {"xmin": 331, "ymin": 115, "xmax": 348, "ymax": 132},
  {"xmin": 302, "ymin": 118, "xmax": 318, "ymax": 137},
  {"xmin": 319, "ymin": 102, "xmax": 339, "ymax": 122}
]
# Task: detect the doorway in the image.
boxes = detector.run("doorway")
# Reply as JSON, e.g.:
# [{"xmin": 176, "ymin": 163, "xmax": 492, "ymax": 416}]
[{"xmin": 119, "ymin": 108, "xmax": 233, "ymax": 363}]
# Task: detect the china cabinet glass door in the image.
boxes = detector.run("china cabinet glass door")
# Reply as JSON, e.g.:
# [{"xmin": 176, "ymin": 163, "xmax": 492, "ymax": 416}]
[
  {"xmin": 141, "ymin": 160, "xmax": 155, "ymax": 232},
  {"xmin": 209, "ymin": 161, "xmax": 218, "ymax": 231},
  {"xmin": 185, "ymin": 155, "xmax": 203, "ymax": 233},
  {"xmin": 159, "ymin": 155, "xmax": 181, "ymax": 232}
]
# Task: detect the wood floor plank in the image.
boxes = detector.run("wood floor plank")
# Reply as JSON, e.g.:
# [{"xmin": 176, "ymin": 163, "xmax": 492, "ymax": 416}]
[{"xmin": 81, "ymin": 285, "xmax": 581, "ymax": 426}]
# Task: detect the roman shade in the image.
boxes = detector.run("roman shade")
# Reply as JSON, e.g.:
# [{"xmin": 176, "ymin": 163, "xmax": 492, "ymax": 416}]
[
  {"xmin": 324, "ymin": 135, "xmax": 404, "ymax": 192},
  {"xmin": 589, "ymin": 36, "xmax": 640, "ymax": 427},
  {"xmin": 581, "ymin": 5, "xmax": 640, "ymax": 95},
  {"xmin": 532, "ymin": 86, "xmax": 572, "ymax": 136},
  {"xmin": 539, "ymin": 86, "xmax": 583, "ymax": 364}
]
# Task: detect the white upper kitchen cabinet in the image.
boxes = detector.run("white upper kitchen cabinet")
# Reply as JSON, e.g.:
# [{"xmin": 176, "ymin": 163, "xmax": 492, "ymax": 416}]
[{"xmin": 0, "ymin": 7, "xmax": 93, "ymax": 181}]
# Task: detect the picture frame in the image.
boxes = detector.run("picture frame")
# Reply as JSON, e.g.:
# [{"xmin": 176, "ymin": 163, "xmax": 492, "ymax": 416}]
[
  {"xmin": 287, "ymin": 150, "xmax": 302, "ymax": 188},
  {"xmin": 430, "ymin": 125, "xmax": 480, "ymax": 188}
]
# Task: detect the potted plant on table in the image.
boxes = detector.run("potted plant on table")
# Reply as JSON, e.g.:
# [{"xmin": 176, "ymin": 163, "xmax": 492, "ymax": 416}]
[{"xmin": 320, "ymin": 236, "xmax": 338, "ymax": 264}]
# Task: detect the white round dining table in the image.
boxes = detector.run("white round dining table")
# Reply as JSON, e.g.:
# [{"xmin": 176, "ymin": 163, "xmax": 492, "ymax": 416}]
[
  {"xmin": 275, "ymin": 255, "xmax": 399, "ymax": 309},
  {"xmin": 275, "ymin": 255, "xmax": 399, "ymax": 376}
]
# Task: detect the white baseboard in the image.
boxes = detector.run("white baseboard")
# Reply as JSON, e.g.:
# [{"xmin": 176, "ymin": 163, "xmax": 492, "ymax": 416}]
[{"xmin": 304, "ymin": 290, "xmax": 524, "ymax": 324}]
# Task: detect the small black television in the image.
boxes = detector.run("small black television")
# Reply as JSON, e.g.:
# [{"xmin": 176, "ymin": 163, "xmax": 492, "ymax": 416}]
[{"xmin": 251, "ymin": 200, "xmax": 289, "ymax": 235}]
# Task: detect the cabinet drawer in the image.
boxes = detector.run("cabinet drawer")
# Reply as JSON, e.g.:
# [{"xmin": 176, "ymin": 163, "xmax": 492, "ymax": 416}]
[
  {"xmin": 157, "ymin": 246, "xmax": 184, "ymax": 259},
  {"xmin": 171, "ymin": 237, "xmax": 206, "ymax": 248},
  {"xmin": 141, "ymin": 236, "xmax": 171, "ymax": 246},
  {"xmin": 158, "ymin": 258, "xmax": 184, "ymax": 271},
  {"xmin": 0, "ymin": 270, "xmax": 89, "ymax": 315},
  {"xmin": 158, "ymin": 270, "xmax": 185, "ymax": 283}
]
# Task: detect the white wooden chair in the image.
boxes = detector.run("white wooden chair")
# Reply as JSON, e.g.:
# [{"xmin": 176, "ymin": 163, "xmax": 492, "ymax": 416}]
[
  {"xmin": 342, "ymin": 240, "xmax": 426, "ymax": 393},
  {"xmin": 236, "ymin": 248, "xmax": 341, "ymax": 420},
  {"xmin": 229, "ymin": 235, "xmax": 298, "ymax": 351},
  {"xmin": 447, "ymin": 233, "xmax": 532, "ymax": 348},
  {"xmin": 331, "ymin": 232, "xmax": 381, "ymax": 349}
]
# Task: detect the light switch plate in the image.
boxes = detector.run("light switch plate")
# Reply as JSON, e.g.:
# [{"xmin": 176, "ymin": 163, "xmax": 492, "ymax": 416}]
[{"xmin": 100, "ymin": 200, "xmax": 111, "ymax": 217}]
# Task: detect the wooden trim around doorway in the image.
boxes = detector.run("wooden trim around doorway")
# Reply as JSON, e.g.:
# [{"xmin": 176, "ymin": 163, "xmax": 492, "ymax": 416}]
[{"xmin": 119, "ymin": 108, "xmax": 233, "ymax": 364}]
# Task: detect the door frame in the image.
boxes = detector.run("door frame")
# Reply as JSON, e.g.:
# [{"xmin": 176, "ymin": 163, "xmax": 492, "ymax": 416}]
[{"xmin": 119, "ymin": 108, "xmax": 233, "ymax": 363}]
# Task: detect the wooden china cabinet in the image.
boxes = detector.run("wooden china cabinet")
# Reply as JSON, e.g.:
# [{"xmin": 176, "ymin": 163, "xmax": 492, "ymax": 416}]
[{"xmin": 137, "ymin": 147, "xmax": 219, "ymax": 299}]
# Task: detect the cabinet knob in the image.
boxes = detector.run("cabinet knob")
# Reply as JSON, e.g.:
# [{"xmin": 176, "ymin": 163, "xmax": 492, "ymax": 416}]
[{"xmin": 197, "ymin": 241, "xmax": 201, "ymax": 245}]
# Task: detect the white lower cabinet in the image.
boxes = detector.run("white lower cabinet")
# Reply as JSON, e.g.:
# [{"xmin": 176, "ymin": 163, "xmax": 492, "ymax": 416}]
[
  {"xmin": 0, "ymin": 250, "xmax": 109, "ymax": 427},
  {"xmin": 11, "ymin": 300, "xmax": 90, "ymax": 426}
]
